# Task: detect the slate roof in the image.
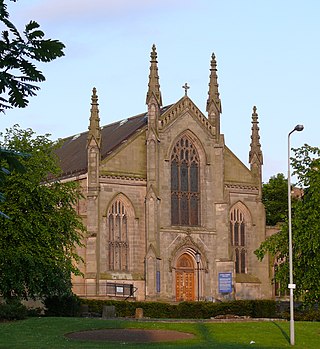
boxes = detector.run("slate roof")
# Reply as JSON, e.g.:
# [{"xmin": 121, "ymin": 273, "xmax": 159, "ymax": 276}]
[{"xmin": 55, "ymin": 105, "xmax": 172, "ymax": 179}]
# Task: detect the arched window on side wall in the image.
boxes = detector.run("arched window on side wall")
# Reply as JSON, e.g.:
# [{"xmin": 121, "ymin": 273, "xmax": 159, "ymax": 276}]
[
  {"xmin": 108, "ymin": 200, "xmax": 129, "ymax": 271},
  {"xmin": 230, "ymin": 206, "xmax": 247, "ymax": 274},
  {"xmin": 171, "ymin": 136, "xmax": 200, "ymax": 226}
]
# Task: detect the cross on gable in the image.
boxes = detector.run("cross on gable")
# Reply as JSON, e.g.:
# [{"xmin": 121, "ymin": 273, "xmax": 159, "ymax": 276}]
[{"xmin": 182, "ymin": 83, "xmax": 190, "ymax": 96}]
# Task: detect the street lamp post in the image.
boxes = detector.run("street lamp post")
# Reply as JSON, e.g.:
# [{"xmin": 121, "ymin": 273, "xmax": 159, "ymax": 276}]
[
  {"xmin": 287, "ymin": 124, "xmax": 304, "ymax": 346},
  {"xmin": 195, "ymin": 251, "xmax": 201, "ymax": 301}
]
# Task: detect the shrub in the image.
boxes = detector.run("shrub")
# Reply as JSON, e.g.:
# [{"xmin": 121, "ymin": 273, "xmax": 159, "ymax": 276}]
[
  {"xmin": 26, "ymin": 307, "xmax": 43, "ymax": 317},
  {"xmin": 44, "ymin": 294, "xmax": 81, "ymax": 317},
  {"xmin": 0, "ymin": 300, "xmax": 28, "ymax": 320},
  {"xmin": 80, "ymin": 299, "xmax": 278, "ymax": 319},
  {"xmin": 140, "ymin": 301, "xmax": 179, "ymax": 318},
  {"xmin": 298, "ymin": 310, "xmax": 320, "ymax": 321},
  {"xmin": 250, "ymin": 300, "xmax": 277, "ymax": 318}
]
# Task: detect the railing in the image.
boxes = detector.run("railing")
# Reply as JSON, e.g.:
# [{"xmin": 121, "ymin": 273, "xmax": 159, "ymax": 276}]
[
  {"xmin": 72, "ymin": 282, "xmax": 138, "ymax": 299},
  {"xmin": 106, "ymin": 283, "xmax": 137, "ymax": 300}
]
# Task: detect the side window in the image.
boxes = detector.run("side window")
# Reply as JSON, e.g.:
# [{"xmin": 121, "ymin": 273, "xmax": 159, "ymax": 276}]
[
  {"xmin": 230, "ymin": 207, "xmax": 247, "ymax": 274},
  {"xmin": 108, "ymin": 200, "xmax": 129, "ymax": 271}
]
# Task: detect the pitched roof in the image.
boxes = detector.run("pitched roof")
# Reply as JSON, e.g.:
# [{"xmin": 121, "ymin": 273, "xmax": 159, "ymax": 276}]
[
  {"xmin": 55, "ymin": 106, "xmax": 172, "ymax": 179},
  {"xmin": 55, "ymin": 112, "xmax": 147, "ymax": 179}
]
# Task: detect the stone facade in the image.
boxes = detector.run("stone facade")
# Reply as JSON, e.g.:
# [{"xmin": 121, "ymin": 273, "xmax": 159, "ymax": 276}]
[{"xmin": 60, "ymin": 46, "xmax": 272, "ymax": 302}]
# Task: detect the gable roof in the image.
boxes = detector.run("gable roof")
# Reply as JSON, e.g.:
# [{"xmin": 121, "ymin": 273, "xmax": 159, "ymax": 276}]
[
  {"xmin": 159, "ymin": 96, "xmax": 215, "ymax": 137},
  {"xmin": 55, "ymin": 106, "xmax": 172, "ymax": 179}
]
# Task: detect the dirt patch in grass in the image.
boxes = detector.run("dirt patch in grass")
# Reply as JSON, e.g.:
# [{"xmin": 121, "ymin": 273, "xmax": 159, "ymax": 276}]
[{"xmin": 66, "ymin": 328, "xmax": 195, "ymax": 343}]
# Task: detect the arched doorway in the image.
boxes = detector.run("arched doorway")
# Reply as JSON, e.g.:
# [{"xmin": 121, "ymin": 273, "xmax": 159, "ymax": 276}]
[{"xmin": 175, "ymin": 253, "xmax": 195, "ymax": 301}]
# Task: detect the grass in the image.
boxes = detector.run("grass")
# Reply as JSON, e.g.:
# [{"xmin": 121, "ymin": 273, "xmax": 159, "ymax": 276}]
[{"xmin": 0, "ymin": 317, "xmax": 319, "ymax": 348}]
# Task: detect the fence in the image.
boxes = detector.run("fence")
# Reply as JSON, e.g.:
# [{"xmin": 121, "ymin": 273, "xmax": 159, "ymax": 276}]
[{"xmin": 72, "ymin": 282, "xmax": 137, "ymax": 299}]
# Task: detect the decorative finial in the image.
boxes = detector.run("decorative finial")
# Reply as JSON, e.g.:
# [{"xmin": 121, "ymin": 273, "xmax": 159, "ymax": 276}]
[
  {"xmin": 182, "ymin": 82, "xmax": 190, "ymax": 96},
  {"xmin": 249, "ymin": 105, "xmax": 263, "ymax": 166},
  {"xmin": 151, "ymin": 44, "xmax": 157, "ymax": 61},
  {"xmin": 207, "ymin": 52, "xmax": 222, "ymax": 114},
  {"xmin": 91, "ymin": 87, "xmax": 97, "ymax": 103},
  {"xmin": 253, "ymin": 105, "xmax": 257, "ymax": 116},
  {"xmin": 211, "ymin": 53, "xmax": 217, "ymax": 69},
  {"xmin": 146, "ymin": 44, "xmax": 162, "ymax": 106},
  {"xmin": 87, "ymin": 87, "xmax": 101, "ymax": 148}
]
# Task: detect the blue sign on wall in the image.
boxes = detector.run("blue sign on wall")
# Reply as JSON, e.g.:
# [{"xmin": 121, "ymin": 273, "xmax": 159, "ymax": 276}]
[{"xmin": 218, "ymin": 272, "xmax": 233, "ymax": 293}]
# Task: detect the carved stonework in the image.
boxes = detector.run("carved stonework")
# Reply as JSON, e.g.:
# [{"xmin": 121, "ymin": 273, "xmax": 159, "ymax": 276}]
[{"xmin": 64, "ymin": 46, "xmax": 271, "ymax": 302}]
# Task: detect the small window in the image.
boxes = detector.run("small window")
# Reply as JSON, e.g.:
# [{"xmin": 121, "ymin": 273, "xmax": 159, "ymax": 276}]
[{"xmin": 230, "ymin": 207, "xmax": 247, "ymax": 274}]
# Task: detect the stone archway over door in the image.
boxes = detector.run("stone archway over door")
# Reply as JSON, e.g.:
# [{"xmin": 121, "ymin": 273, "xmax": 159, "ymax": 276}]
[{"xmin": 175, "ymin": 253, "xmax": 195, "ymax": 301}]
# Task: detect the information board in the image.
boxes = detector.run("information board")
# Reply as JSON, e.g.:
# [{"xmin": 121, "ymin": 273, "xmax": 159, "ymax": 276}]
[{"xmin": 218, "ymin": 272, "xmax": 232, "ymax": 293}]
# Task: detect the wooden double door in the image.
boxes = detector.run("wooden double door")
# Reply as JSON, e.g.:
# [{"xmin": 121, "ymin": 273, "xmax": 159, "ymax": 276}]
[{"xmin": 175, "ymin": 254, "xmax": 195, "ymax": 301}]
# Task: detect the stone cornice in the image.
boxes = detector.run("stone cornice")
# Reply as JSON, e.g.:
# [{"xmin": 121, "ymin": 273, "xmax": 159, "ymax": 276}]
[
  {"xmin": 225, "ymin": 183, "xmax": 259, "ymax": 193},
  {"xmin": 100, "ymin": 174, "xmax": 146, "ymax": 185},
  {"xmin": 160, "ymin": 227, "xmax": 216, "ymax": 235}
]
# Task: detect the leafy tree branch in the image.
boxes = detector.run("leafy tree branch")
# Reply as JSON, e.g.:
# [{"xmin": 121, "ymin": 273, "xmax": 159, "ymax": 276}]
[
  {"xmin": 0, "ymin": 0, "xmax": 65, "ymax": 111},
  {"xmin": 256, "ymin": 144, "xmax": 320, "ymax": 304}
]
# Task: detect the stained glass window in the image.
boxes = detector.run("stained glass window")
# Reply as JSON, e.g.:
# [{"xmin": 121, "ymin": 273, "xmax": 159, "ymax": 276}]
[{"xmin": 171, "ymin": 136, "xmax": 200, "ymax": 226}]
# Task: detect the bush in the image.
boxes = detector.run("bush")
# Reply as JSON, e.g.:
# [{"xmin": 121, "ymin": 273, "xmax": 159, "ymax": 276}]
[
  {"xmin": 44, "ymin": 294, "xmax": 81, "ymax": 317},
  {"xmin": 80, "ymin": 299, "xmax": 279, "ymax": 319},
  {"xmin": 0, "ymin": 300, "xmax": 28, "ymax": 320},
  {"xmin": 298, "ymin": 310, "xmax": 320, "ymax": 321},
  {"xmin": 250, "ymin": 300, "xmax": 277, "ymax": 318},
  {"xmin": 26, "ymin": 307, "xmax": 43, "ymax": 317}
]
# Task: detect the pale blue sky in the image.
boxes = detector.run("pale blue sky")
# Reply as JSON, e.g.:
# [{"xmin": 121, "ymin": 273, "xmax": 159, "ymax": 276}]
[{"xmin": 1, "ymin": 0, "xmax": 318, "ymax": 182}]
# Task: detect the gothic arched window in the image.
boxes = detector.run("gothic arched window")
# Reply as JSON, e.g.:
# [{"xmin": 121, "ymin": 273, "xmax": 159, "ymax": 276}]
[
  {"xmin": 108, "ymin": 200, "xmax": 129, "ymax": 271},
  {"xmin": 171, "ymin": 136, "xmax": 200, "ymax": 226},
  {"xmin": 230, "ymin": 207, "xmax": 247, "ymax": 274}
]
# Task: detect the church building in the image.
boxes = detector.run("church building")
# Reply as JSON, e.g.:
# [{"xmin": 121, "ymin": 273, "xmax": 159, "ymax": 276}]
[{"xmin": 56, "ymin": 45, "xmax": 272, "ymax": 302}]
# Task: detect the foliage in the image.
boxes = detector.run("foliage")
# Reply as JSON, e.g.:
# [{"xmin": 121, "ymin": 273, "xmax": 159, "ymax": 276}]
[
  {"xmin": 0, "ymin": 299, "xmax": 27, "ymax": 320},
  {"xmin": 0, "ymin": 145, "xmax": 27, "ymax": 218},
  {"xmin": 256, "ymin": 144, "xmax": 320, "ymax": 305},
  {"xmin": 262, "ymin": 173, "xmax": 289, "ymax": 226},
  {"xmin": 80, "ymin": 299, "xmax": 278, "ymax": 319},
  {"xmin": 0, "ymin": 0, "xmax": 65, "ymax": 112},
  {"xmin": 295, "ymin": 309, "xmax": 320, "ymax": 322},
  {"xmin": 0, "ymin": 0, "xmax": 65, "ymax": 218},
  {"xmin": 0, "ymin": 125, "xmax": 85, "ymax": 301},
  {"xmin": 44, "ymin": 294, "xmax": 81, "ymax": 317}
]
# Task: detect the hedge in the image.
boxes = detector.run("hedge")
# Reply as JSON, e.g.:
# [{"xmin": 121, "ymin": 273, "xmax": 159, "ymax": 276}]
[{"xmin": 80, "ymin": 299, "xmax": 278, "ymax": 319}]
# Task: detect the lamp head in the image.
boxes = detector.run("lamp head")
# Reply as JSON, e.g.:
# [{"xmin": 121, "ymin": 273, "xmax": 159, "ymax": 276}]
[
  {"xmin": 294, "ymin": 124, "xmax": 304, "ymax": 132},
  {"xmin": 195, "ymin": 251, "xmax": 201, "ymax": 263}
]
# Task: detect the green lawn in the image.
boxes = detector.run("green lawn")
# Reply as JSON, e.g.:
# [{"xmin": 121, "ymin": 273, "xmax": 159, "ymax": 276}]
[{"xmin": 0, "ymin": 318, "xmax": 319, "ymax": 348}]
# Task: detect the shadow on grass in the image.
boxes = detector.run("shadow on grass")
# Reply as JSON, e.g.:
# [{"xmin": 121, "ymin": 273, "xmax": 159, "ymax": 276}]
[
  {"xmin": 194, "ymin": 323, "xmax": 286, "ymax": 349},
  {"xmin": 272, "ymin": 321, "xmax": 290, "ymax": 344},
  {"xmin": 195, "ymin": 323, "xmax": 214, "ymax": 344},
  {"xmin": 191, "ymin": 321, "xmax": 290, "ymax": 349}
]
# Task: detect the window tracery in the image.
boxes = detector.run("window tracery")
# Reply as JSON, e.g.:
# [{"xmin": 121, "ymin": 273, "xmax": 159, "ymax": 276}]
[
  {"xmin": 171, "ymin": 136, "xmax": 200, "ymax": 226},
  {"xmin": 230, "ymin": 207, "xmax": 247, "ymax": 274},
  {"xmin": 108, "ymin": 200, "xmax": 129, "ymax": 271}
]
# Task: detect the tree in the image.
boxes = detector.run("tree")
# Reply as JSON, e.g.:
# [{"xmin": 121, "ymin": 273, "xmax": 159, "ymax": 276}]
[
  {"xmin": 262, "ymin": 173, "xmax": 288, "ymax": 226},
  {"xmin": 0, "ymin": 146, "xmax": 26, "ymax": 218},
  {"xmin": 0, "ymin": 0, "xmax": 65, "ymax": 217},
  {"xmin": 256, "ymin": 144, "xmax": 320, "ymax": 304},
  {"xmin": 0, "ymin": 126, "xmax": 85, "ymax": 301},
  {"xmin": 0, "ymin": 0, "xmax": 65, "ymax": 111}
]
